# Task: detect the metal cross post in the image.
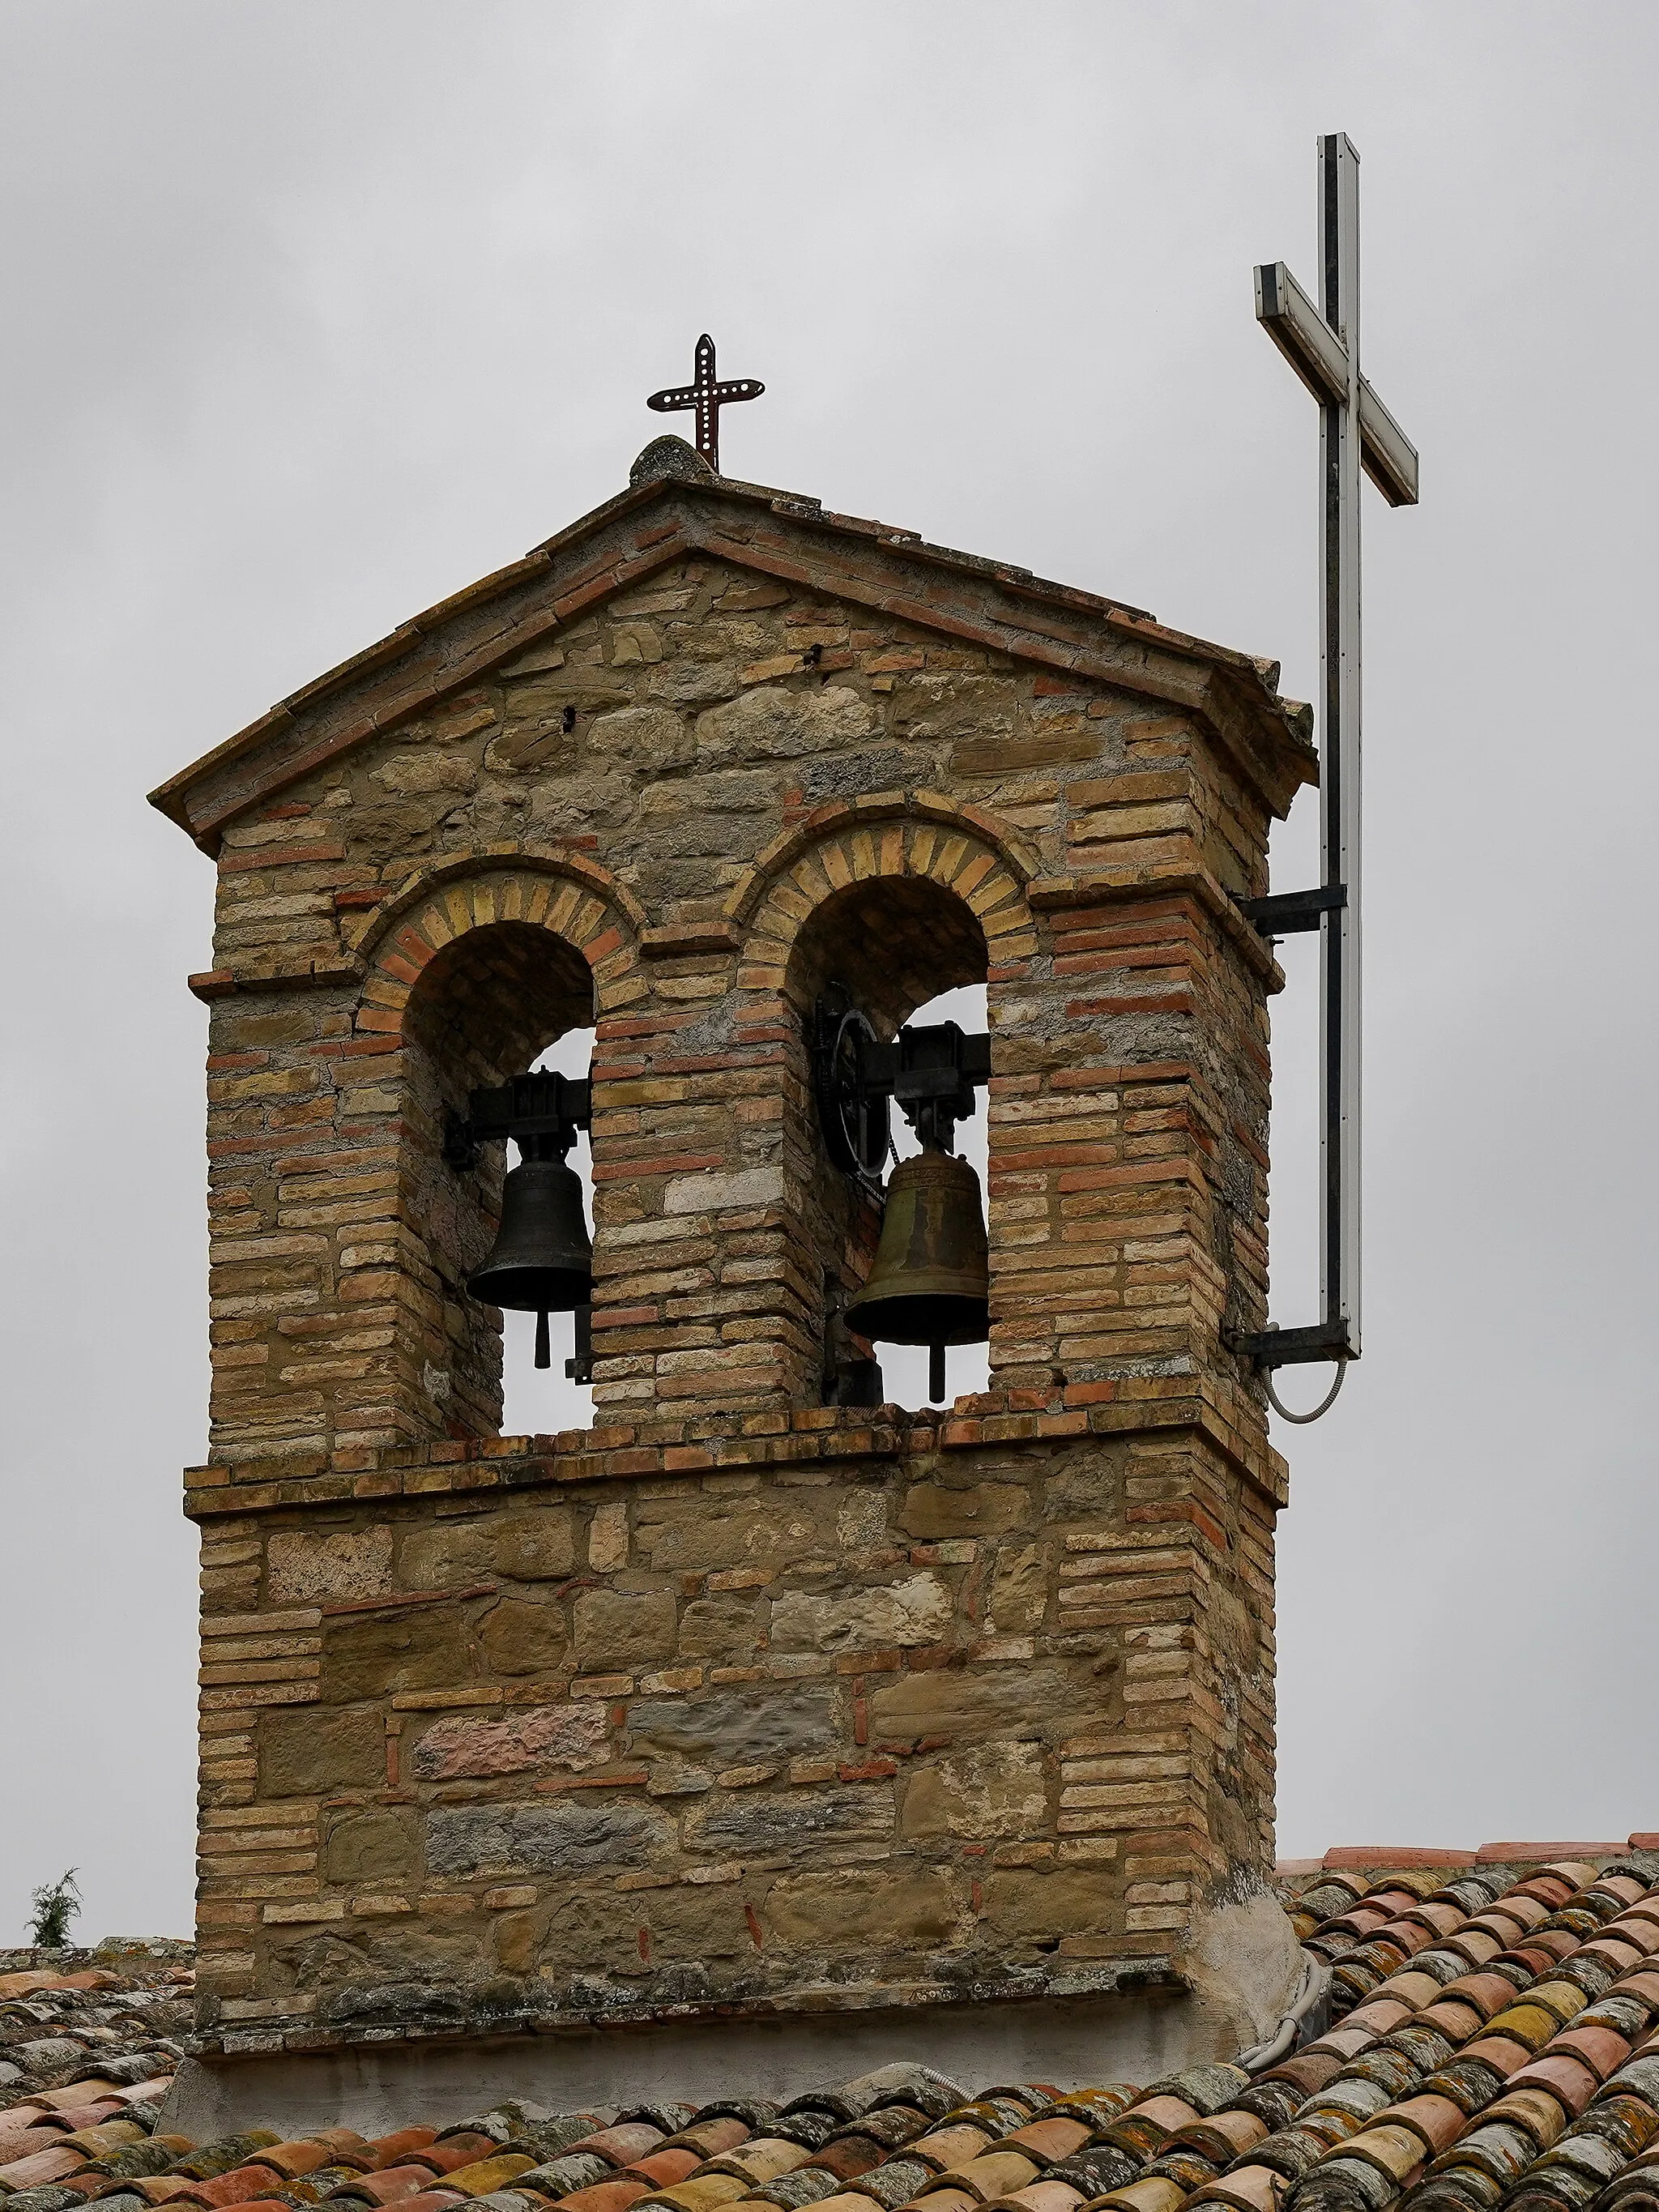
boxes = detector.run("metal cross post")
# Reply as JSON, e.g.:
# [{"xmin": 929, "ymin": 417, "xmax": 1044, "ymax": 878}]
[
  {"xmin": 1234, "ymin": 133, "xmax": 1418, "ymax": 1405},
  {"xmin": 646, "ymin": 333, "xmax": 765, "ymax": 475}
]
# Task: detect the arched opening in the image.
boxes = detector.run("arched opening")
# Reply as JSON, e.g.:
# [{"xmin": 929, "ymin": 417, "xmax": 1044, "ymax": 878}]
[
  {"xmin": 403, "ymin": 919, "xmax": 597, "ymax": 1441},
  {"xmin": 499, "ymin": 1022, "xmax": 595, "ymax": 1437},
  {"xmin": 785, "ymin": 873, "xmax": 991, "ymax": 1413},
  {"xmin": 882, "ymin": 981, "xmax": 991, "ymax": 1408}
]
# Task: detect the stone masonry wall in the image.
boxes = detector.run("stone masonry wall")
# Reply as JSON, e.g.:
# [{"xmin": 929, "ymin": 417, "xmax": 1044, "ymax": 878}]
[
  {"xmin": 188, "ymin": 1413, "xmax": 1281, "ymax": 2054},
  {"xmin": 173, "ymin": 483, "xmax": 1311, "ymax": 2064},
  {"xmin": 201, "ymin": 554, "xmax": 1286, "ymax": 1463}
]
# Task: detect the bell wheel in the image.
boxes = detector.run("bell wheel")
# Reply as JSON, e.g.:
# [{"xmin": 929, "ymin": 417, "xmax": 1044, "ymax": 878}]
[{"xmin": 814, "ymin": 1003, "xmax": 887, "ymax": 1178}]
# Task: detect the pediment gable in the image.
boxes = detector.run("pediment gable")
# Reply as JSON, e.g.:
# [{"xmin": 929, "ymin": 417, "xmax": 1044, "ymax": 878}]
[{"xmin": 151, "ymin": 469, "xmax": 1314, "ymax": 853}]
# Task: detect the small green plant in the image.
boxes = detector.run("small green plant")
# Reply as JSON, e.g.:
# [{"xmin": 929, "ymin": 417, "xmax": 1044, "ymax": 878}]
[{"xmin": 28, "ymin": 1869, "xmax": 80, "ymax": 1949}]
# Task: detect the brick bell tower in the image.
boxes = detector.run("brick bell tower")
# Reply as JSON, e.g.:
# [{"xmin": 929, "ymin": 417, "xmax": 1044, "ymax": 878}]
[{"xmin": 152, "ymin": 432, "xmax": 1316, "ymax": 2130}]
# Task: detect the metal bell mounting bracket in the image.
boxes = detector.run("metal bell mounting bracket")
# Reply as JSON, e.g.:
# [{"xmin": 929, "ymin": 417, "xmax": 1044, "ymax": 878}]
[
  {"xmin": 443, "ymin": 1070, "xmax": 592, "ymax": 1173},
  {"xmin": 811, "ymin": 991, "xmax": 992, "ymax": 1176}
]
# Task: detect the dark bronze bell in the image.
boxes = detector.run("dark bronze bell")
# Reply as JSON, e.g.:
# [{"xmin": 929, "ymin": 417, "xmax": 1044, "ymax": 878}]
[
  {"xmin": 844, "ymin": 1145, "xmax": 989, "ymax": 1354},
  {"xmin": 468, "ymin": 1155, "xmax": 592, "ymax": 1368}
]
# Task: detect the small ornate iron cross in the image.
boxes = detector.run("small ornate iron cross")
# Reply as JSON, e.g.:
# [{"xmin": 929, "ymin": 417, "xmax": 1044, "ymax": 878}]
[{"xmin": 646, "ymin": 333, "xmax": 764, "ymax": 475}]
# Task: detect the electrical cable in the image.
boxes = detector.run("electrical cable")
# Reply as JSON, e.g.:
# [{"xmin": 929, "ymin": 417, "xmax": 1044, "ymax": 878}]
[
  {"xmin": 1237, "ymin": 1950, "xmax": 1332, "ymax": 2073},
  {"xmin": 1262, "ymin": 1358, "xmax": 1347, "ymax": 1424}
]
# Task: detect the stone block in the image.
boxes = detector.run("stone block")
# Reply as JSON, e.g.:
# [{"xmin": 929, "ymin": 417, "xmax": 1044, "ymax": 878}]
[
  {"xmin": 638, "ymin": 1883, "xmax": 757, "ymax": 1961},
  {"xmin": 399, "ymin": 1508, "xmax": 575, "ymax": 1588},
  {"xmin": 493, "ymin": 1907, "xmax": 547, "ymax": 1975},
  {"xmin": 535, "ymin": 1886, "xmax": 641, "ymax": 1972},
  {"xmin": 683, "ymin": 1783, "xmax": 893, "ymax": 1856},
  {"xmin": 477, "ymin": 1597, "xmax": 567, "ymax": 1677},
  {"xmin": 770, "ymin": 1572, "xmax": 952, "ymax": 1654},
  {"xmin": 900, "ymin": 1483, "xmax": 1027, "ymax": 1539},
  {"xmin": 267, "ymin": 1525, "xmax": 392, "ymax": 1605},
  {"xmin": 572, "ymin": 1588, "xmax": 677, "ymax": 1669},
  {"xmin": 693, "ymin": 682, "xmax": 873, "ymax": 765},
  {"xmin": 979, "ymin": 1864, "xmax": 1118, "ymax": 1938},
  {"xmin": 634, "ymin": 1499, "xmax": 830, "ymax": 1573},
  {"xmin": 989, "ymin": 1543, "xmax": 1049, "ymax": 1633},
  {"xmin": 588, "ymin": 1501, "xmax": 629, "ymax": 1573},
  {"xmin": 426, "ymin": 1799, "xmax": 672, "ymax": 1878},
  {"xmin": 411, "ymin": 1703, "xmax": 608, "ymax": 1781},
  {"xmin": 320, "ymin": 1808, "xmax": 417, "ymax": 1886},
  {"xmin": 586, "ymin": 707, "xmax": 691, "ymax": 766},
  {"xmin": 868, "ymin": 1663, "xmax": 1098, "ymax": 1743},
  {"xmin": 625, "ymin": 1688, "xmax": 838, "ymax": 1766},
  {"xmin": 259, "ymin": 1706, "xmax": 382, "ymax": 1799},
  {"xmin": 764, "ymin": 1867, "xmax": 961, "ymax": 1946},
  {"xmin": 322, "ymin": 1604, "xmax": 467, "ymax": 1701},
  {"xmin": 676, "ymin": 1595, "xmax": 765, "ymax": 1659},
  {"xmin": 899, "ymin": 1740, "xmax": 1048, "ymax": 1841}
]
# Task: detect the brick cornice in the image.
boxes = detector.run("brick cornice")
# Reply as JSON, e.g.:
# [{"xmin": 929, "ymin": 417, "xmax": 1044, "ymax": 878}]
[
  {"xmin": 1028, "ymin": 860, "xmax": 1288, "ymax": 991},
  {"xmin": 182, "ymin": 1383, "xmax": 1287, "ymax": 1520}
]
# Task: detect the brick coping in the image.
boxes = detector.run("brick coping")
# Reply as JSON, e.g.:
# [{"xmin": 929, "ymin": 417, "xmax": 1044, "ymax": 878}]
[
  {"xmin": 184, "ymin": 1383, "xmax": 1289, "ymax": 1520},
  {"xmin": 1277, "ymin": 1841, "xmax": 1655, "ymax": 1877}
]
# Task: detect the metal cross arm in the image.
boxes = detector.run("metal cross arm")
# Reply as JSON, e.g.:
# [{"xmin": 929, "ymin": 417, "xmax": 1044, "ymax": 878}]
[
  {"xmin": 1231, "ymin": 132, "xmax": 1421, "ymax": 1407},
  {"xmin": 1255, "ymin": 262, "xmax": 1419, "ymax": 507}
]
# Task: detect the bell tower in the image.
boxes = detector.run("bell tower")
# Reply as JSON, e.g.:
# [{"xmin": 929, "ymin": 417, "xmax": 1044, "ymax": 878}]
[{"xmin": 154, "ymin": 436, "xmax": 1316, "ymax": 2129}]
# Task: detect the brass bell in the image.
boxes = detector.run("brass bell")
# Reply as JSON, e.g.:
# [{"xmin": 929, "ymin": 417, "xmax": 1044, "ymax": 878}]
[
  {"xmin": 468, "ymin": 1154, "xmax": 592, "ymax": 1368},
  {"xmin": 844, "ymin": 1145, "xmax": 989, "ymax": 1397}
]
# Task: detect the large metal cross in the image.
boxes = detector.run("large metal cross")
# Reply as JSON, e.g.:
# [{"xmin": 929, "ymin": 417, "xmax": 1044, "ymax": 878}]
[
  {"xmin": 646, "ymin": 333, "xmax": 764, "ymax": 476},
  {"xmin": 1237, "ymin": 133, "xmax": 1418, "ymax": 1394}
]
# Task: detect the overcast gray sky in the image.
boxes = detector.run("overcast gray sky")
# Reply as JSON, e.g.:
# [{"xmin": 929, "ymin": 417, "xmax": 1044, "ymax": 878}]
[{"xmin": 3, "ymin": 1, "xmax": 1655, "ymax": 1943}]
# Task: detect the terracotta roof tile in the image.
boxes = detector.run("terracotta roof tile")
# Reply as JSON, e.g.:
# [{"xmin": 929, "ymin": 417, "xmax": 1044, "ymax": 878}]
[{"xmin": 28, "ymin": 1855, "xmax": 1659, "ymax": 2212}]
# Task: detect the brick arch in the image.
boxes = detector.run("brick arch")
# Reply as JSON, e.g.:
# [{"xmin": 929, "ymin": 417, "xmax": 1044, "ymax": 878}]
[
  {"xmin": 736, "ymin": 800, "xmax": 1038, "ymax": 1008},
  {"xmin": 723, "ymin": 789, "xmax": 1038, "ymax": 936},
  {"xmin": 354, "ymin": 857, "xmax": 646, "ymax": 1039}
]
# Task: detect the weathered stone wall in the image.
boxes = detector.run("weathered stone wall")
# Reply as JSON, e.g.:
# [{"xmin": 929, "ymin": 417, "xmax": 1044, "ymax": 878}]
[
  {"xmin": 171, "ymin": 475, "xmax": 1313, "ymax": 2077},
  {"xmin": 189, "ymin": 1414, "xmax": 1282, "ymax": 2057}
]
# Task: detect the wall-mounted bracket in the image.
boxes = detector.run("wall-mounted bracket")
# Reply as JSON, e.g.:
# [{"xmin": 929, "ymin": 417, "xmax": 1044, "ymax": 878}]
[
  {"xmin": 1239, "ymin": 883, "xmax": 1346, "ymax": 936},
  {"xmin": 860, "ymin": 1021, "xmax": 991, "ymax": 1154},
  {"xmin": 1223, "ymin": 1317, "xmax": 1353, "ymax": 1369}
]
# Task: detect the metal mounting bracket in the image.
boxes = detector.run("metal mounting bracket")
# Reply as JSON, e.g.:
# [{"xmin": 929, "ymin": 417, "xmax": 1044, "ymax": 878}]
[
  {"xmin": 1238, "ymin": 884, "xmax": 1347, "ymax": 936},
  {"xmin": 1224, "ymin": 1318, "xmax": 1354, "ymax": 1370},
  {"xmin": 445, "ymin": 1070, "xmax": 592, "ymax": 1172},
  {"xmin": 812, "ymin": 997, "xmax": 992, "ymax": 1173}
]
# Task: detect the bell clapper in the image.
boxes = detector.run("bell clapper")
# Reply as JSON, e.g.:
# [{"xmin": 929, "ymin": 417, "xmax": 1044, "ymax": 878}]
[
  {"xmin": 929, "ymin": 1343, "xmax": 945, "ymax": 1403},
  {"xmin": 535, "ymin": 1310, "xmax": 551, "ymax": 1369}
]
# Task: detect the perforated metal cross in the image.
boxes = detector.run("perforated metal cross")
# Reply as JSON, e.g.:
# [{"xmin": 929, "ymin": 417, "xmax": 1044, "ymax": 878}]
[{"xmin": 646, "ymin": 333, "xmax": 764, "ymax": 475}]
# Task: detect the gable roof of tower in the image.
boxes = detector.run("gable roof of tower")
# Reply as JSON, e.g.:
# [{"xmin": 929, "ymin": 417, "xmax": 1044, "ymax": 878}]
[
  {"xmin": 148, "ymin": 459, "xmax": 1317, "ymax": 856},
  {"xmin": 15, "ymin": 1847, "xmax": 1659, "ymax": 2212}
]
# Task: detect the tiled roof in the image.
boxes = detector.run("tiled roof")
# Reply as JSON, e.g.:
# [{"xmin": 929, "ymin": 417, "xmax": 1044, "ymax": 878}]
[
  {"xmin": 16, "ymin": 1855, "xmax": 1659, "ymax": 2212},
  {"xmin": 0, "ymin": 1950, "xmax": 190, "ymax": 2210}
]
